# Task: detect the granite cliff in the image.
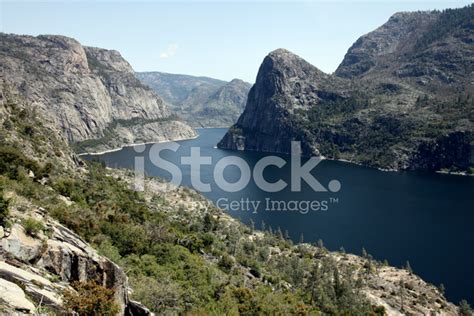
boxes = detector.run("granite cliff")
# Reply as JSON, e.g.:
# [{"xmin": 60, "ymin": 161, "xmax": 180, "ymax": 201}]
[
  {"xmin": 219, "ymin": 6, "xmax": 473, "ymax": 172},
  {"xmin": 0, "ymin": 33, "xmax": 196, "ymax": 153}
]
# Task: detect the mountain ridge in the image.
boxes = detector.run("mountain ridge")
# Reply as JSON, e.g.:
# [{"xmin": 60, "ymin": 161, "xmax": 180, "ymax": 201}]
[
  {"xmin": 137, "ymin": 71, "xmax": 252, "ymax": 127},
  {"xmin": 219, "ymin": 5, "xmax": 474, "ymax": 173},
  {"xmin": 0, "ymin": 33, "xmax": 196, "ymax": 152}
]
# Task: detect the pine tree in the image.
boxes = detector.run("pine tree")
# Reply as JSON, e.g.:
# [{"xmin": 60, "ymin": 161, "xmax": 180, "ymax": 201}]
[
  {"xmin": 361, "ymin": 247, "xmax": 368, "ymax": 258},
  {"xmin": 459, "ymin": 300, "xmax": 473, "ymax": 316},
  {"xmin": 438, "ymin": 284, "xmax": 445, "ymax": 295},
  {"xmin": 317, "ymin": 239, "xmax": 324, "ymax": 249},
  {"xmin": 249, "ymin": 218, "xmax": 255, "ymax": 231},
  {"xmin": 277, "ymin": 227, "xmax": 283, "ymax": 239}
]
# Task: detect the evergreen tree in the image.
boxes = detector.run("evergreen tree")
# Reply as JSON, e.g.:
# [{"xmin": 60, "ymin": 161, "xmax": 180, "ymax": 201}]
[
  {"xmin": 361, "ymin": 247, "xmax": 368, "ymax": 258},
  {"xmin": 249, "ymin": 218, "xmax": 255, "ymax": 231},
  {"xmin": 460, "ymin": 300, "xmax": 474, "ymax": 316},
  {"xmin": 438, "ymin": 284, "xmax": 445, "ymax": 295}
]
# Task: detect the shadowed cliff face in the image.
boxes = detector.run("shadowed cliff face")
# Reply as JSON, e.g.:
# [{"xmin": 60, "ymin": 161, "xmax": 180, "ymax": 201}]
[
  {"xmin": 219, "ymin": 6, "xmax": 473, "ymax": 172},
  {"xmin": 0, "ymin": 33, "xmax": 196, "ymax": 148},
  {"xmin": 219, "ymin": 48, "xmax": 348, "ymax": 155}
]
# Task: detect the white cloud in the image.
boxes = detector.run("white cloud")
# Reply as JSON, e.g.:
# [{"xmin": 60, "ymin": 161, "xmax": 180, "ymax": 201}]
[{"xmin": 160, "ymin": 43, "xmax": 178, "ymax": 59}]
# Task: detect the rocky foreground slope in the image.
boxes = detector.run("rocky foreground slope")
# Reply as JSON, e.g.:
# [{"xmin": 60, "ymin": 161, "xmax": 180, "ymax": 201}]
[
  {"xmin": 219, "ymin": 6, "xmax": 473, "ymax": 172},
  {"xmin": 0, "ymin": 33, "xmax": 196, "ymax": 153},
  {"xmin": 0, "ymin": 86, "xmax": 151, "ymax": 314},
  {"xmin": 137, "ymin": 72, "xmax": 251, "ymax": 127}
]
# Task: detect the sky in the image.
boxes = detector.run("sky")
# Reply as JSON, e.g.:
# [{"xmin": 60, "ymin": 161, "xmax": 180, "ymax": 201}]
[{"xmin": 1, "ymin": 1, "xmax": 471, "ymax": 82}]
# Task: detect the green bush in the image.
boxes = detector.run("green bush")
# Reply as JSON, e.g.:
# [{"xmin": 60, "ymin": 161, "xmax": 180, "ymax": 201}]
[
  {"xmin": 129, "ymin": 275, "xmax": 181, "ymax": 314},
  {"xmin": 0, "ymin": 192, "xmax": 9, "ymax": 224},
  {"xmin": 0, "ymin": 146, "xmax": 40, "ymax": 180},
  {"xmin": 63, "ymin": 281, "xmax": 119, "ymax": 316},
  {"xmin": 218, "ymin": 254, "xmax": 234, "ymax": 272},
  {"xmin": 23, "ymin": 217, "xmax": 44, "ymax": 236}
]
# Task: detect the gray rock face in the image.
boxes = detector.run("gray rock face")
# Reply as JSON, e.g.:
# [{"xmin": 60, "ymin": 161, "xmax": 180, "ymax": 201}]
[
  {"xmin": 0, "ymin": 33, "xmax": 195, "ymax": 149},
  {"xmin": 335, "ymin": 12, "xmax": 437, "ymax": 78},
  {"xmin": 1, "ymin": 224, "xmax": 43, "ymax": 262},
  {"xmin": 0, "ymin": 209, "xmax": 146, "ymax": 315},
  {"xmin": 0, "ymin": 277, "xmax": 36, "ymax": 313},
  {"xmin": 219, "ymin": 48, "xmax": 348, "ymax": 155},
  {"xmin": 137, "ymin": 72, "xmax": 252, "ymax": 127},
  {"xmin": 335, "ymin": 8, "xmax": 473, "ymax": 95},
  {"xmin": 219, "ymin": 7, "xmax": 474, "ymax": 172}
]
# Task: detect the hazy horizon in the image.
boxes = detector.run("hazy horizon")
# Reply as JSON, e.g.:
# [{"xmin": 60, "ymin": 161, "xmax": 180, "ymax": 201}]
[{"xmin": 1, "ymin": 1, "xmax": 472, "ymax": 82}]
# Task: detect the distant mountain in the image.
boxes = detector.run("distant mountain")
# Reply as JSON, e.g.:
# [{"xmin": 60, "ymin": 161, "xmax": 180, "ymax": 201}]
[
  {"xmin": 219, "ymin": 5, "xmax": 473, "ymax": 173},
  {"xmin": 137, "ymin": 72, "xmax": 252, "ymax": 127},
  {"xmin": 0, "ymin": 33, "xmax": 196, "ymax": 153}
]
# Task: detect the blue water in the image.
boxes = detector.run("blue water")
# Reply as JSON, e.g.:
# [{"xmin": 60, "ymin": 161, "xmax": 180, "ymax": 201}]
[{"xmin": 84, "ymin": 128, "xmax": 474, "ymax": 305}]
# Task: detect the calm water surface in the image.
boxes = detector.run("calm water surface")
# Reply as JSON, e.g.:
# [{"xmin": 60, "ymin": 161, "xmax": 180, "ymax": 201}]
[{"xmin": 85, "ymin": 128, "xmax": 474, "ymax": 305}]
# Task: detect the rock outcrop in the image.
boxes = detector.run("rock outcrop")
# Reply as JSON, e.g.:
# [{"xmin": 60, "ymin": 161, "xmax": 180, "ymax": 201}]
[
  {"xmin": 0, "ymin": 33, "xmax": 196, "ymax": 151},
  {"xmin": 219, "ymin": 48, "xmax": 348, "ymax": 155},
  {"xmin": 75, "ymin": 120, "xmax": 197, "ymax": 154},
  {"xmin": 137, "ymin": 72, "xmax": 251, "ymax": 127},
  {"xmin": 219, "ymin": 6, "xmax": 473, "ymax": 172},
  {"xmin": 0, "ymin": 204, "xmax": 150, "ymax": 315}
]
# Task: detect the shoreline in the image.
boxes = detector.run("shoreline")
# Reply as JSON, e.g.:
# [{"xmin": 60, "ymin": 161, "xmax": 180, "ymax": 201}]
[
  {"xmin": 80, "ymin": 130, "xmax": 473, "ymax": 177},
  {"xmin": 436, "ymin": 170, "xmax": 473, "ymax": 177},
  {"xmin": 217, "ymin": 144, "xmax": 473, "ymax": 177},
  {"xmin": 77, "ymin": 134, "xmax": 199, "ymax": 156}
]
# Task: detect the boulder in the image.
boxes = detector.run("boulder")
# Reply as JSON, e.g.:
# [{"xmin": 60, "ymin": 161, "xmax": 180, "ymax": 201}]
[
  {"xmin": 1, "ymin": 224, "xmax": 44, "ymax": 262},
  {"xmin": 0, "ymin": 277, "xmax": 36, "ymax": 314}
]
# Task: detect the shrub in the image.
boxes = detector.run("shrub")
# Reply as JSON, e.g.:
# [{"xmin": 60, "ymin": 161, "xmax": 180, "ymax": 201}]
[
  {"xmin": 101, "ymin": 222, "xmax": 149, "ymax": 256},
  {"xmin": 0, "ymin": 146, "xmax": 40, "ymax": 180},
  {"xmin": 96, "ymin": 239, "xmax": 122, "ymax": 264},
  {"xmin": 218, "ymin": 254, "xmax": 234, "ymax": 272},
  {"xmin": 459, "ymin": 299, "xmax": 473, "ymax": 316},
  {"xmin": 63, "ymin": 281, "xmax": 119, "ymax": 316},
  {"xmin": 0, "ymin": 193, "xmax": 9, "ymax": 224},
  {"xmin": 22, "ymin": 124, "xmax": 35, "ymax": 137},
  {"xmin": 129, "ymin": 275, "xmax": 181, "ymax": 314},
  {"xmin": 23, "ymin": 217, "xmax": 44, "ymax": 236}
]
